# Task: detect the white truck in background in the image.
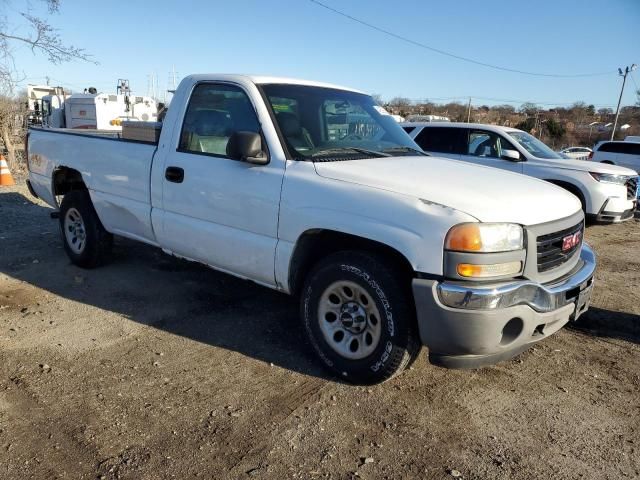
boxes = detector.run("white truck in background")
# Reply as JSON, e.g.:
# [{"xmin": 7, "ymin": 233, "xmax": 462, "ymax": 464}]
[
  {"xmin": 42, "ymin": 92, "xmax": 158, "ymax": 129},
  {"xmin": 26, "ymin": 84, "xmax": 61, "ymax": 125},
  {"xmin": 26, "ymin": 74, "xmax": 596, "ymax": 384}
]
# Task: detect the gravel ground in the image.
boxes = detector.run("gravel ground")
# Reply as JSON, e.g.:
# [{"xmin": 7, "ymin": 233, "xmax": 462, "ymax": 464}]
[{"xmin": 1, "ymin": 179, "xmax": 639, "ymax": 480}]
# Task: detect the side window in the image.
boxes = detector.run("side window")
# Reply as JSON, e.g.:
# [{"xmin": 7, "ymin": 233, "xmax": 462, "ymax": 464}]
[
  {"xmin": 402, "ymin": 126, "xmax": 416, "ymax": 134},
  {"xmin": 598, "ymin": 142, "xmax": 616, "ymax": 153},
  {"xmin": 608, "ymin": 143, "xmax": 624, "ymax": 153},
  {"xmin": 617, "ymin": 143, "xmax": 640, "ymax": 155},
  {"xmin": 179, "ymin": 83, "xmax": 259, "ymax": 157},
  {"xmin": 414, "ymin": 127, "xmax": 465, "ymax": 154},
  {"xmin": 468, "ymin": 130, "xmax": 501, "ymax": 158},
  {"xmin": 498, "ymin": 135, "xmax": 517, "ymax": 152}
]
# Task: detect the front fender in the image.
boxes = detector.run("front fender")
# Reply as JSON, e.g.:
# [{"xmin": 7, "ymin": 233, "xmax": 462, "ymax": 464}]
[{"xmin": 276, "ymin": 165, "xmax": 475, "ymax": 291}]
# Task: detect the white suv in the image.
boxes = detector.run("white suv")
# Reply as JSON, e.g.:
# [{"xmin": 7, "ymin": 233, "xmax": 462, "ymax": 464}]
[
  {"xmin": 402, "ymin": 122, "xmax": 638, "ymax": 223},
  {"xmin": 591, "ymin": 140, "xmax": 640, "ymax": 173}
]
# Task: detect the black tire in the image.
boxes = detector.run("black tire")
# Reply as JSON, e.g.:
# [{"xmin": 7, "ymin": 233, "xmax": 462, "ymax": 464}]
[
  {"xmin": 301, "ymin": 251, "xmax": 420, "ymax": 384},
  {"xmin": 59, "ymin": 190, "xmax": 113, "ymax": 268}
]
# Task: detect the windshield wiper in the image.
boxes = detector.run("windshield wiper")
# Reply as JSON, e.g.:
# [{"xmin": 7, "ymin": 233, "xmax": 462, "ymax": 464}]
[
  {"xmin": 310, "ymin": 147, "xmax": 391, "ymax": 159},
  {"xmin": 382, "ymin": 146, "xmax": 429, "ymax": 156}
]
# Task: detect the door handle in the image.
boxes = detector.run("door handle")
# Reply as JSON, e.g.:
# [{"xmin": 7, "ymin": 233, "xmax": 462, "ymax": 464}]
[{"xmin": 165, "ymin": 166, "xmax": 184, "ymax": 183}]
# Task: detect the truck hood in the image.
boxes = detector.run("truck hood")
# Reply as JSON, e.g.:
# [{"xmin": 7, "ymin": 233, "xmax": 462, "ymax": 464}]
[
  {"xmin": 313, "ymin": 156, "xmax": 581, "ymax": 226},
  {"xmin": 528, "ymin": 156, "xmax": 638, "ymax": 176}
]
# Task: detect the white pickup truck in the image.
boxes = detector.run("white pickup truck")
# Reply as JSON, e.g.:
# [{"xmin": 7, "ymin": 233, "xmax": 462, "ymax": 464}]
[{"xmin": 26, "ymin": 74, "xmax": 596, "ymax": 384}]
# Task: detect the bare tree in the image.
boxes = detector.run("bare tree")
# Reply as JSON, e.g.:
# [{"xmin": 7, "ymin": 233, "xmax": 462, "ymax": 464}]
[
  {"xmin": 370, "ymin": 94, "xmax": 384, "ymax": 105},
  {"xmin": 0, "ymin": 0, "xmax": 94, "ymax": 168},
  {"xmin": 387, "ymin": 96, "xmax": 412, "ymax": 116},
  {"xmin": 519, "ymin": 102, "xmax": 539, "ymax": 116},
  {"xmin": 0, "ymin": 96, "xmax": 24, "ymax": 170}
]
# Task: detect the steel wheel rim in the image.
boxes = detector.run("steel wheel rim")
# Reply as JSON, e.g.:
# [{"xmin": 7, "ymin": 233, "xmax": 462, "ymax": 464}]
[
  {"xmin": 63, "ymin": 207, "xmax": 87, "ymax": 254},
  {"xmin": 317, "ymin": 280, "xmax": 382, "ymax": 360}
]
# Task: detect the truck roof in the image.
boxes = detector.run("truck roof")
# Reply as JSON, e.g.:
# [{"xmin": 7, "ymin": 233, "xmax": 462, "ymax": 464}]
[
  {"xmin": 399, "ymin": 121, "xmax": 523, "ymax": 134},
  {"xmin": 183, "ymin": 74, "xmax": 364, "ymax": 94}
]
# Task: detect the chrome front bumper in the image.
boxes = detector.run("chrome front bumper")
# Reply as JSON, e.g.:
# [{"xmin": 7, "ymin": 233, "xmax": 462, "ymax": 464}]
[
  {"xmin": 411, "ymin": 244, "xmax": 596, "ymax": 369},
  {"xmin": 437, "ymin": 244, "xmax": 596, "ymax": 313}
]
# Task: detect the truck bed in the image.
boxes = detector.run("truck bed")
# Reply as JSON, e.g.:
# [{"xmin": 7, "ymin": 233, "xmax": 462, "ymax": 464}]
[{"xmin": 28, "ymin": 127, "xmax": 159, "ymax": 244}]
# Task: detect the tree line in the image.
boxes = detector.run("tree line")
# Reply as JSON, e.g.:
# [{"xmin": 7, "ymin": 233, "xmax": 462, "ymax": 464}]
[{"xmin": 381, "ymin": 94, "xmax": 640, "ymax": 148}]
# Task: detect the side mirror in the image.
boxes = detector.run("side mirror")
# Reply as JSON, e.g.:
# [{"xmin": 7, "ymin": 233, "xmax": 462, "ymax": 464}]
[
  {"xmin": 501, "ymin": 149, "xmax": 522, "ymax": 162},
  {"xmin": 226, "ymin": 131, "xmax": 268, "ymax": 165}
]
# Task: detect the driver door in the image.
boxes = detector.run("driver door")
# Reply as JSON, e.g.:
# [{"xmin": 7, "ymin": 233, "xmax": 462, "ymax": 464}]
[{"xmin": 154, "ymin": 82, "xmax": 285, "ymax": 286}]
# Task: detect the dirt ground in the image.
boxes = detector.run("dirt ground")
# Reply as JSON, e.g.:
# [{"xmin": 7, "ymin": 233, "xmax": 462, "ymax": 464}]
[{"xmin": 1, "ymin": 179, "xmax": 639, "ymax": 480}]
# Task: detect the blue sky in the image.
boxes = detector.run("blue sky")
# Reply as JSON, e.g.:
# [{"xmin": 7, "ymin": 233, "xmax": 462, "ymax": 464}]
[{"xmin": 13, "ymin": 0, "xmax": 640, "ymax": 108}]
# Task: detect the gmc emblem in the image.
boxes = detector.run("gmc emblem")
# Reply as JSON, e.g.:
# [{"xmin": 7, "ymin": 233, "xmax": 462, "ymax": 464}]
[{"xmin": 562, "ymin": 231, "xmax": 582, "ymax": 252}]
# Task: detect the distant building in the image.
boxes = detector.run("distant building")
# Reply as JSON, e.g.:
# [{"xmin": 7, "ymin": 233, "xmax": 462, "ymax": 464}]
[{"xmin": 405, "ymin": 114, "xmax": 450, "ymax": 123}]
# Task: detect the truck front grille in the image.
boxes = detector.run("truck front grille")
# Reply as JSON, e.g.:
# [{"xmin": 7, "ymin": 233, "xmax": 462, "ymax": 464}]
[
  {"xmin": 536, "ymin": 222, "xmax": 584, "ymax": 273},
  {"xmin": 626, "ymin": 177, "xmax": 638, "ymax": 200}
]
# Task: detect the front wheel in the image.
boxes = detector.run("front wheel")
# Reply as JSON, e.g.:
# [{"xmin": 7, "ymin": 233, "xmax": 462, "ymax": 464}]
[
  {"xmin": 59, "ymin": 190, "xmax": 113, "ymax": 268},
  {"xmin": 301, "ymin": 251, "xmax": 420, "ymax": 384}
]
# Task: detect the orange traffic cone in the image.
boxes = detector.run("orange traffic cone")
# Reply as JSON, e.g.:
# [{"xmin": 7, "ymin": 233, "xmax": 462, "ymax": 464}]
[{"xmin": 0, "ymin": 154, "xmax": 16, "ymax": 186}]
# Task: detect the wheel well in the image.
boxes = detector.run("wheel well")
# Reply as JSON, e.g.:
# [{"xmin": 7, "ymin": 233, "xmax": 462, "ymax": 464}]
[
  {"xmin": 53, "ymin": 167, "xmax": 87, "ymax": 196},
  {"xmin": 288, "ymin": 229, "xmax": 415, "ymax": 295},
  {"xmin": 545, "ymin": 179, "xmax": 586, "ymax": 211}
]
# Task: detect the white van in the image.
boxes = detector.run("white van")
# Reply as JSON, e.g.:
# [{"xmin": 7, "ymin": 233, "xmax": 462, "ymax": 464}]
[{"xmin": 592, "ymin": 140, "xmax": 640, "ymax": 173}]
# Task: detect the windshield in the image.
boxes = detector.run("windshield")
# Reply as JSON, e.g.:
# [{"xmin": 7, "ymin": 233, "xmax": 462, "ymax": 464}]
[
  {"xmin": 507, "ymin": 131, "xmax": 563, "ymax": 159},
  {"xmin": 260, "ymin": 84, "xmax": 423, "ymax": 160}
]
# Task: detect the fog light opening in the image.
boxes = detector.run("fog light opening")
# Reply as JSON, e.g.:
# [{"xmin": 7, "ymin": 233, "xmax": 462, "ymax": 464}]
[
  {"xmin": 500, "ymin": 317, "xmax": 523, "ymax": 346},
  {"xmin": 532, "ymin": 324, "xmax": 545, "ymax": 337}
]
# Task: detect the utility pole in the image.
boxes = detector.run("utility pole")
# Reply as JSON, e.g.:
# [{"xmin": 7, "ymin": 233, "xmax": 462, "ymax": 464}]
[
  {"xmin": 611, "ymin": 64, "xmax": 637, "ymax": 140},
  {"xmin": 467, "ymin": 97, "xmax": 472, "ymax": 123}
]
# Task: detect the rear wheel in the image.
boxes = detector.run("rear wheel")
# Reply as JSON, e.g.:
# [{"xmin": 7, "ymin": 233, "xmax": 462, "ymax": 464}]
[
  {"xmin": 59, "ymin": 190, "xmax": 113, "ymax": 268},
  {"xmin": 301, "ymin": 251, "xmax": 420, "ymax": 384}
]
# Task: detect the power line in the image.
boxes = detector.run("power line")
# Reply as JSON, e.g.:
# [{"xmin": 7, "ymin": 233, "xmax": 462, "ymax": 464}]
[{"xmin": 309, "ymin": 0, "xmax": 616, "ymax": 78}]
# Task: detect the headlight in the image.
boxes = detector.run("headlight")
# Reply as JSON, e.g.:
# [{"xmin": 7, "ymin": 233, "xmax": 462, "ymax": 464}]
[
  {"xmin": 589, "ymin": 172, "xmax": 628, "ymax": 185},
  {"xmin": 445, "ymin": 223, "xmax": 524, "ymax": 253}
]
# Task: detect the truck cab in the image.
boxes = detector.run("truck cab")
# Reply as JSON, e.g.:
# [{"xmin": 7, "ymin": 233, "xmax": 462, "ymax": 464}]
[{"xmin": 41, "ymin": 93, "xmax": 69, "ymax": 128}]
